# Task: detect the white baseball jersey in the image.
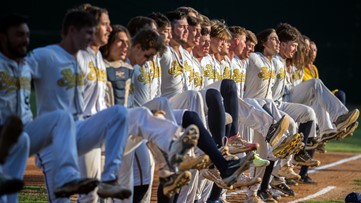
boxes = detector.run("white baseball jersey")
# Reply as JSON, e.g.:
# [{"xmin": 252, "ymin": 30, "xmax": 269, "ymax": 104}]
[
  {"xmin": 130, "ymin": 56, "xmax": 162, "ymax": 107},
  {"xmin": 244, "ymin": 52, "xmax": 276, "ymax": 99},
  {"xmin": 220, "ymin": 56, "xmax": 232, "ymax": 80},
  {"xmin": 202, "ymin": 54, "xmax": 221, "ymax": 87},
  {"xmin": 77, "ymin": 47, "xmax": 107, "ymax": 116},
  {"xmin": 287, "ymin": 65, "xmax": 304, "ymax": 87},
  {"xmin": 0, "ymin": 52, "xmax": 32, "ymax": 125},
  {"xmin": 272, "ymin": 54, "xmax": 288, "ymax": 103},
  {"xmin": 231, "ymin": 55, "xmax": 247, "ymax": 98},
  {"xmin": 29, "ymin": 45, "xmax": 85, "ymax": 118},
  {"xmin": 160, "ymin": 46, "xmax": 186, "ymax": 98},
  {"xmin": 191, "ymin": 57, "xmax": 204, "ymax": 91},
  {"xmin": 179, "ymin": 47, "xmax": 197, "ymax": 91}
]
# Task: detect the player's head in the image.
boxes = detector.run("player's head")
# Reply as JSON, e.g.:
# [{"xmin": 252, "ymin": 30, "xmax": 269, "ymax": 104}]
[
  {"xmin": 165, "ymin": 10, "xmax": 188, "ymax": 45},
  {"xmin": 0, "ymin": 13, "xmax": 30, "ymax": 60},
  {"xmin": 148, "ymin": 12, "xmax": 172, "ymax": 45},
  {"xmin": 310, "ymin": 40, "xmax": 317, "ymax": 62},
  {"xmin": 79, "ymin": 3, "xmax": 112, "ymax": 47},
  {"xmin": 209, "ymin": 20, "xmax": 231, "ymax": 54},
  {"xmin": 127, "ymin": 16, "xmax": 157, "ymax": 37},
  {"xmin": 192, "ymin": 26, "xmax": 210, "ymax": 58},
  {"xmin": 100, "ymin": 25, "xmax": 130, "ymax": 62},
  {"xmin": 175, "ymin": 6, "xmax": 200, "ymax": 18},
  {"xmin": 129, "ymin": 28, "xmax": 165, "ymax": 66},
  {"xmin": 61, "ymin": 9, "xmax": 97, "ymax": 51},
  {"xmin": 255, "ymin": 28, "xmax": 279, "ymax": 55},
  {"xmin": 240, "ymin": 30, "xmax": 257, "ymax": 59},
  {"xmin": 276, "ymin": 25, "xmax": 299, "ymax": 59},
  {"xmin": 229, "ymin": 26, "xmax": 247, "ymax": 57},
  {"xmin": 185, "ymin": 15, "xmax": 202, "ymax": 47}
]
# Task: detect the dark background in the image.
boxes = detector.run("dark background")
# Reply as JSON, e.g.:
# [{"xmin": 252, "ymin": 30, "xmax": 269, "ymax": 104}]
[{"xmin": 3, "ymin": 0, "xmax": 360, "ymax": 104}]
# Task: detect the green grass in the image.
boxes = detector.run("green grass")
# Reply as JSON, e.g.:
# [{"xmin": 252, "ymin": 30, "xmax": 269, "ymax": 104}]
[
  {"xmin": 19, "ymin": 185, "xmax": 48, "ymax": 202},
  {"xmin": 354, "ymin": 179, "xmax": 361, "ymax": 186},
  {"xmin": 304, "ymin": 201, "xmax": 343, "ymax": 203},
  {"xmin": 326, "ymin": 118, "xmax": 361, "ymax": 153}
]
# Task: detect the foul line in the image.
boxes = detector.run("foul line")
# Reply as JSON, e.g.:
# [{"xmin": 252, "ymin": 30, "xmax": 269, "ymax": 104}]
[
  {"xmin": 288, "ymin": 186, "xmax": 336, "ymax": 203},
  {"xmin": 308, "ymin": 153, "xmax": 361, "ymax": 173}
]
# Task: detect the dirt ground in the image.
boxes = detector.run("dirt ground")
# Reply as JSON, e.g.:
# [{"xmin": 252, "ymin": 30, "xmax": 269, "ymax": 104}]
[{"xmin": 24, "ymin": 152, "xmax": 361, "ymax": 202}]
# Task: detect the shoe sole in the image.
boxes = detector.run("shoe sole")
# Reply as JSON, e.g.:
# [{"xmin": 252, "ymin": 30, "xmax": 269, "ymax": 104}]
[
  {"xmin": 278, "ymin": 171, "xmax": 301, "ymax": 180},
  {"xmin": 0, "ymin": 115, "xmax": 23, "ymax": 164},
  {"xmin": 0, "ymin": 178, "xmax": 23, "ymax": 196},
  {"xmin": 338, "ymin": 121, "xmax": 358, "ymax": 140},
  {"xmin": 163, "ymin": 171, "xmax": 192, "ymax": 197},
  {"xmin": 222, "ymin": 151, "xmax": 255, "ymax": 187},
  {"xmin": 178, "ymin": 155, "xmax": 211, "ymax": 171},
  {"xmin": 233, "ymin": 177, "xmax": 262, "ymax": 189},
  {"xmin": 170, "ymin": 125, "xmax": 199, "ymax": 167},
  {"xmin": 273, "ymin": 133, "xmax": 303, "ymax": 159},
  {"xmin": 54, "ymin": 178, "xmax": 99, "ymax": 198},
  {"xmin": 292, "ymin": 159, "xmax": 321, "ymax": 167},
  {"xmin": 229, "ymin": 143, "xmax": 259, "ymax": 154},
  {"xmin": 98, "ymin": 188, "xmax": 132, "ymax": 199},
  {"xmin": 336, "ymin": 109, "xmax": 359, "ymax": 131},
  {"xmin": 202, "ymin": 170, "xmax": 233, "ymax": 189},
  {"xmin": 269, "ymin": 116, "xmax": 289, "ymax": 147},
  {"xmin": 321, "ymin": 131, "xmax": 343, "ymax": 142}
]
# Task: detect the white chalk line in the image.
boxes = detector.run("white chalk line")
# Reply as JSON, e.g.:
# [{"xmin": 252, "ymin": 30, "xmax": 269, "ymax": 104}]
[
  {"xmin": 288, "ymin": 186, "xmax": 336, "ymax": 203},
  {"xmin": 226, "ymin": 153, "xmax": 361, "ymax": 201}
]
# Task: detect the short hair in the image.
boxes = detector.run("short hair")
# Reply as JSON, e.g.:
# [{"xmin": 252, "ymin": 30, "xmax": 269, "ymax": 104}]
[
  {"xmin": 100, "ymin": 24, "xmax": 130, "ymax": 59},
  {"xmin": 255, "ymin": 28, "xmax": 276, "ymax": 52},
  {"xmin": 127, "ymin": 16, "xmax": 156, "ymax": 37},
  {"xmin": 228, "ymin": 26, "xmax": 247, "ymax": 39},
  {"xmin": 148, "ymin": 12, "xmax": 170, "ymax": 29},
  {"xmin": 0, "ymin": 13, "xmax": 28, "ymax": 33},
  {"xmin": 78, "ymin": 3, "xmax": 108, "ymax": 23},
  {"xmin": 275, "ymin": 22, "xmax": 294, "ymax": 34},
  {"xmin": 61, "ymin": 9, "xmax": 97, "ymax": 36},
  {"xmin": 277, "ymin": 27, "xmax": 299, "ymax": 43},
  {"xmin": 187, "ymin": 15, "xmax": 202, "ymax": 27},
  {"xmin": 201, "ymin": 26, "xmax": 210, "ymax": 36},
  {"xmin": 210, "ymin": 20, "xmax": 231, "ymax": 41},
  {"xmin": 176, "ymin": 6, "xmax": 200, "ymax": 17},
  {"xmin": 246, "ymin": 30, "xmax": 257, "ymax": 44},
  {"xmin": 200, "ymin": 14, "xmax": 211, "ymax": 28},
  {"xmin": 132, "ymin": 28, "xmax": 166, "ymax": 55},
  {"xmin": 165, "ymin": 10, "xmax": 187, "ymax": 25}
]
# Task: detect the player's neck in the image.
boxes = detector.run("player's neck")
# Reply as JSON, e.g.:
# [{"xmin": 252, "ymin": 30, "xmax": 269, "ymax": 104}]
[
  {"xmin": 59, "ymin": 40, "xmax": 78, "ymax": 57},
  {"xmin": 228, "ymin": 51, "xmax": 235, "ymax": 61},
  {"xmin": 89, "ymin": 44, "xmax": 101, "ymax": 53}
]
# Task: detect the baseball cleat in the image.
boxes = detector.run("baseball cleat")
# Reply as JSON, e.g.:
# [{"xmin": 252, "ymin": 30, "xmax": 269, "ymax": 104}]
[
  {"xmin": 54, "ymin": 178, "xmax": 99, "ymax": 198},
  {"xmin": 202, "ymin": 168, "xmax": 233, "ymax": 189},
  {"xmin": 233, "ymin": 174, "xmax": 262, "ymax": 189},
  {"xmin": 272, "ymin": 133, "xmax": 304, "ymax": 159},
  {"xmin": 178, "ymin": 154, "xmax": 211, "ymax": 171},
  {"xmin": 334, "ymin": 109, "xmax": 359, "ymax": 131},
  {"xmin": 292, "ymin": 151, "xmax": 320, "ymax": 167},
  {"xmin": 278, "ymin": 166, "xmax": 301, "ymax": 180},
  {"xmin": 227, "ymin": 136, "xmax": 260, "ymax": 154},
  {"xmin": 266, "ymin": 115, "xmax": 289, "ymax": 147},
  {"xmin": 0, "ymin": 174, "xmax": 24, "ymax": 196},
  {"xmin": 162, "ymin": 170, "xmax": 192, "ymax": 197},
  {"xmin": 97, "ymin": 182, "xmax": 132, "ymax": 199},
  {"xmin": 222, "ymin": 151, "xmax": 255, "ymax": 187},
  {"xmin": 252, "ymin": 152, "xmax": 270, "ymax": 167},
  {"xmin": 0, "ymin": 115, "xmax": 23, "ymax": 164},
  {"xmin": 168, "ymin": 124, "xmax": 199, "ymax": 168},
  {"xmin": 338, "ymin": 121, "xmax": 358, "ymax": 140}
]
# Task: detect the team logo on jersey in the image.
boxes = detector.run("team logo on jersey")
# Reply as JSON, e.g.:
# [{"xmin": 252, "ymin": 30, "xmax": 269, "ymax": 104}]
[
  {"xmin": 183, "ymin": 61, "xmax": 194, "ymax": 83},
  {"xmin": 193, "ymin": 71, "xmax": 203, "ymax": 88},
  {"xmin": 232, "ymin": 69, "xmax": 246, "ymax": 83},
  {"xmin": 0, "ymin": 72, "xmax": 31, "ymax": 93},
  {"xmin": 87, "ymin": 61, "xmax": 107, "ymax": 82},
  {"xmin": 203, "ymin": 64, "xmax": 221, "ymax": 81},
  {"xmin": 222, "ymin": 66, "xmax": 232, "ymax": 79},
  {"xmin": 168, "ymin": 61, "xmax": 183, "ymax": 77},
  {"xmin": 292, "ymin": 69, "xmax": 303, "ymax": 81},
  {"xmin": 57, "ymin": 68, "xmax": 85, "ymax": 89},
  {"xmin": 149, "ymin": 61, "xmax": 161, "ymax": 79},
  {"xmin": 257, "ymin": 67, "xmax": 275, "ymax": 81},
  {"xmin": 138, "ymin": 66, "xmax": 152, "ymax": 84},
  {"xmin": 277, "ymin": 67, "xmax": 286, "ymax": 79}
]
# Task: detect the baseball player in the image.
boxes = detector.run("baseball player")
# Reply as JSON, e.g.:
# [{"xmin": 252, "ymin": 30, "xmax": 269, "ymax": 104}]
[{"xmin": 0, "ymin": 13, "xmax": 101, "ymax": 203}]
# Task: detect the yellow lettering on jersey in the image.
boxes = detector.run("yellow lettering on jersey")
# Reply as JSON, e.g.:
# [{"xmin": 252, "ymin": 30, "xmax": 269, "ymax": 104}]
[
  {"xmin": 277, "ymin": 67, "xmax": 286, "ymax": 79},
  {"xmin": 193, "ymin": 72, "xmax": 203, "ymax": 88},
  {"xmin": 0, "ymin": 72, "xmax": 31, "ymax": 93},
  {"xmin": 184, "ymin": 61, "xmax": 194, "ymax": 83},
  {"xmin": 57, "ymin": 68, "xmax": 85, "ymax": 89},
  {"xmin": 87, "ymin": 61, "xmax": 107, "ymax": 82},
  {"xmin": 222, "ymin": 66, "xmax": 231, "ymax": 79},
  {"xmin": 257, "ymin": 67, "xmax": 276, "ymax": 81},
  {"xmin": 292, "ymin": 69, "xmax": 302, "ymax": 81},
  {"xmin": 168, "ymin": 61, "xmax": 183, "ymax": 77},
  {"xmin": 137, "ymin": 66, "xmax": 151, "ymax": 84},
  {"xmin": 232, "ymin": 69, "xmax": 246, "ymax": 83}
]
